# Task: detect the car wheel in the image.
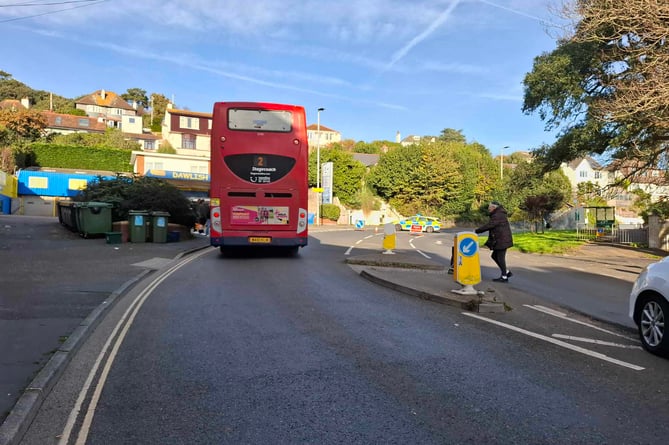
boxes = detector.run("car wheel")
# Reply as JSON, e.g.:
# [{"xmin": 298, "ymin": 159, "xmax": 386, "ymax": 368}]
[
  {"xmin": 638, "ymin": 293, "xmax": 669, "ymax": 357},
  {"xmin": 426, "ymin": 226, "xmax": 434, "ymax": 233}
]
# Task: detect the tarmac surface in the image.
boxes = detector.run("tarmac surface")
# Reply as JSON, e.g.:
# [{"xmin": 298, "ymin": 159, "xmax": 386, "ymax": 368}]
[{"xmin": 0, "ymin": 215, "xmax": 666, "ymax": 445}]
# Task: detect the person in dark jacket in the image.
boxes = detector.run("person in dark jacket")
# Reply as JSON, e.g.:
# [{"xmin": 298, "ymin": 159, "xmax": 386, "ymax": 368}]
[{"xmin": 475, "ymin": 201, "xmax": 514, "ymax": 282}]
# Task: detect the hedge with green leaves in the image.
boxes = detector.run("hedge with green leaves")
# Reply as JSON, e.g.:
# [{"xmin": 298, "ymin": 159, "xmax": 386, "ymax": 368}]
[
  {"xmin": 321, "ymin": 203, "xmax": 340, "ymax": 221},
  {"xmin": 30, "ymin": 143, "xmax": 133, "ymax": 172}
]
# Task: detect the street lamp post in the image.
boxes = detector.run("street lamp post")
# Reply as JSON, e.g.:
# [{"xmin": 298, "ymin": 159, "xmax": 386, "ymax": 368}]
[
  {"xmin": 315, "ymin": 107, "xmax": 325, "ymax": 226},
  {"xmin": 500, "ymin": 145, "xmax": 509, "ymax": 180}
]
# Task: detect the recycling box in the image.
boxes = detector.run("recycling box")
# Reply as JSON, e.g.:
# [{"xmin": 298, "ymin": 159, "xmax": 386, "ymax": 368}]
[{"xmin": 453, "ymin": 231, "xmax": 481, "ymax": 286}]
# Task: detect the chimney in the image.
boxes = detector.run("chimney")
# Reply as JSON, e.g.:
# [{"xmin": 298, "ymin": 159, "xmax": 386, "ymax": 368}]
[
  {"xmin": 20, "ymin": 97, "xmax": 30, "ymax": 109},
  {"xmin": 396, "ymin": 131, "xmax": 401, "ymax": 143},
  {"xmin": 101, "ymin": 89, "xmax": 106, "ymax": 100}
]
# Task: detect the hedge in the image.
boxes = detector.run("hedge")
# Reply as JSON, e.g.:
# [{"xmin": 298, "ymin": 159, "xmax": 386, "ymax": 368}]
[{"xmin": 30, "ymin": 143, "xmax": 133, "ymax": 172}]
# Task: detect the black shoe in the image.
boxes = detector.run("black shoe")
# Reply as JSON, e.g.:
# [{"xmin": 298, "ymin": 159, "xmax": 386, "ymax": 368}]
[
  {"xmin": 506, "ymin": 271, "xmax": 513, "ymax": 278},
  {"xmin": 493, "ymin": 277, "xmax": 508, "ymax": 283},
  {"xmin": 447, "ymin": 267, "xmax": 454, "ymax": 275}
]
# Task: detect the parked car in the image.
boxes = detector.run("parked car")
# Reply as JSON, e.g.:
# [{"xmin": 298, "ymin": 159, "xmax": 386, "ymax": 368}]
[
  {"xmin": 629, "ymin": 256, "xmax": 669, "ymax": 357},
  {"xmin": 394, "ymin": 215, "xmax": 441, "ymax": 233}
]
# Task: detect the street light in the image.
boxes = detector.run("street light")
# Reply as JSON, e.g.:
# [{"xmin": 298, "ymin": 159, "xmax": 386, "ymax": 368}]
[
  {"xmin": 315, "ymin": 107, "xmax": 325, "ymax": 226},
  {"xmin": 500, "ymin": 145, "xmax": 509, "ymax": 180}
]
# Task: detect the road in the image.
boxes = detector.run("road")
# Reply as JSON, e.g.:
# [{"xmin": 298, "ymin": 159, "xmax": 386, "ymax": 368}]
[{"xmin": 19, "ymin": 229, "xmax": 669, "ymax": 444}]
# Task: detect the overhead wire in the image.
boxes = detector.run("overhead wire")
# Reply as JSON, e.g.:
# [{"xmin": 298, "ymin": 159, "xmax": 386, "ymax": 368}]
[{"xmin": 0, "ymin": 0, "xmax": 107, "ymax": 23}]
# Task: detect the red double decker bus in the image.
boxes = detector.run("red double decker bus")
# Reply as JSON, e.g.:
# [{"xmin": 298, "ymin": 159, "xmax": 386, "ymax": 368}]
[{"xmin": 209, "ymin": 102, "xmax": 309, "ymax": 255}]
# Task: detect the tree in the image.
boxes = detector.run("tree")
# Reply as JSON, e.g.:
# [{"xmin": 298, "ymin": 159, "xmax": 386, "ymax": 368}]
[
  {"xmin": 438, "ymin": 128, "xmax": 466, "ymax": 144},
  {"xmin": 0, "ymin": 108, "xmax": 47, "ymax": 141},
  {"xmin": 49, "ymin": 128, "xmax": 141, "ymax": 150},
  {"xmin": 75, "ymin": 175, "xmax": 196, "ymax": 227},
  {"xmin": 147, "ymin": 93, "xmax": 169, "ymax": 131},
  {"xmin": 309, "ymin": 146, "xmax": 366, "ymax": 207},
  {"xmin": 504, "ymin": 160, "xmax": 572, "ymax": 224},
  {"xmin": 367, "ymin": 141, "xmax": 466, "ymax": 217},
  {"xmin": 121, "ymin": 88, "xmax": 149, "ymax": 108},
  {"xmin": 520, "ymin": 191, "xmax": 565, "ymax": 233},
  {"xmin": 523, "ymin": 0, "xmax": 669, "ymax": 179},
  {"xmin": 353, "ymin": 140, "xmax": 401, "ymax": 154}
]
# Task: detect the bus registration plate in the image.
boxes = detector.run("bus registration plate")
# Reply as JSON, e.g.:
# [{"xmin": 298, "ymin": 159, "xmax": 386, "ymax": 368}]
[{"xmin": 249, "ymin": 236, "xmax": 271, "ymax": 244}]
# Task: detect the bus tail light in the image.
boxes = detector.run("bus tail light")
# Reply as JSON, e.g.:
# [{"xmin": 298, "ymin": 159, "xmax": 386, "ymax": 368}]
[
  {"xmin": 211, "ymin": 206, "xmax": 222, "ymax": 234},
  {"xmin": 297, "ymin": 208, "xmax": 307, "ymax": 234}
]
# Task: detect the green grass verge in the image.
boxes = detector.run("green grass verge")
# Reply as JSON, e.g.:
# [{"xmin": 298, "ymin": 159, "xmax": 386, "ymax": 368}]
[{"xmin": 479, "ymin": 230, "xmax": 587, "ymax": 255}]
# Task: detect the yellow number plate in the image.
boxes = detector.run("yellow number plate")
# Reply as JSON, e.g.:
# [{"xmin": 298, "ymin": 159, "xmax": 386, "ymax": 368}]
[{"xmin": 249, "ymin": 236, "xmax": 271, "ymax": 244}]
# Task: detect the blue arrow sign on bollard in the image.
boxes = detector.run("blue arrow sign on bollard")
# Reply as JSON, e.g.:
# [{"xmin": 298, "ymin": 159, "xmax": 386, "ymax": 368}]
[
  {"xmin": 458, "ymin": 237, "xmax": 478, "ymax": 257},
  {"xmin": 355, "ymin": 219, "xmax": 365, "ymax": 230}
]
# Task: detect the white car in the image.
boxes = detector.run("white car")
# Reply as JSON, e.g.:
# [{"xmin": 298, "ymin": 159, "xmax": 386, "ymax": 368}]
[{"xmin": 629, "ymin": 256, "xmax": 669, "ymax": 357}]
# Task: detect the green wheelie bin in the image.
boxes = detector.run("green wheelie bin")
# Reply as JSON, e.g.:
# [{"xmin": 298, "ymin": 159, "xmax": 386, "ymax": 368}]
[
  {"xmin": 76, "ymin": 202, "xmax": 113, "ymax": 238},
  {"xmin": 128, "ymin": 210, "xmax": 150, "ymax": 243},
  {"xmin": 150, "ymin": 211, "xmax": 170, "ymax": 243}
]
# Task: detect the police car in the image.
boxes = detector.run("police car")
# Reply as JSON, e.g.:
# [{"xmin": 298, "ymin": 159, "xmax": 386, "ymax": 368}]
[{"xmin": 394, "ymin": 215, "xmax": 441, "ymax": 233}]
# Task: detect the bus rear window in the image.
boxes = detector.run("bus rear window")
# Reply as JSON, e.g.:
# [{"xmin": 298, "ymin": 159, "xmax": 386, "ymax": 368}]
[{"xmin": 228, "ymin": 109, "xmax": 292, "ymax": 132}]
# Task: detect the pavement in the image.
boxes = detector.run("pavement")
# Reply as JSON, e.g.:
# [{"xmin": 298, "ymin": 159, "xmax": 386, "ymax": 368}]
[{"xmin": 0, "ymin": 215, "xmax": 666, "ymax": 445}]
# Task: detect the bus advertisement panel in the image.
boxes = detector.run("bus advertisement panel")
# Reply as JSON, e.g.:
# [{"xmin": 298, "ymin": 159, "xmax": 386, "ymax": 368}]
[{"xmin": 209, "ymin": 102, "xmax": 309, "ymax": 254}]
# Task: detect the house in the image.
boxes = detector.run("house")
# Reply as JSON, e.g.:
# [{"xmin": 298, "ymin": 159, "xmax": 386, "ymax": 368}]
[
  {"xmin": 0, "ymin": 97, "xmax": 30, "ymax": 111},
  {"xmin": 42, "ymin": 111, "xmax": 107, "ymax": 134},
  {"xmin": 560, "ymin": 156, "xmax": 669, "ymax": 225},
  {"xmin": 75, "ymin": 89, "xmax": 138, "ymax": 130},
  {"xmin": 307, "ymin": 123, "xmax": 341, "ymax": 149},
  {"xmin": 560, "ymin": 156, "xmax": 611, "ymax": 191},
  {"xmin": 160, "ymin": 104, "xmax": 211, "ymax": 157},
  {"xmin": 41, "ymin": 110, "xmax": 161, "ymax": 150},
  {"xmin": 399, "ymin": 134, "xmax": 437, "ymax": 147},
  {"xmin": 130, "ymin": 151, "xmax": 209, "ymax": 199}
]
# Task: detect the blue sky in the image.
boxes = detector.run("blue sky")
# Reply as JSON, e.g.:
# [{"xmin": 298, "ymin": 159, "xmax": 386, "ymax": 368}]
[{"xmin": 0, "ymin": 0, "xmax": 566, "ymax": 155}]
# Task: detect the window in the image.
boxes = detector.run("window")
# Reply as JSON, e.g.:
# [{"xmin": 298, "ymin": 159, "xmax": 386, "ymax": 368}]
[
  {"xmin": 144, "ymin": 140, "xmax": 155, "ymax": 150},
  {"xmin": 179, "ymin": 116, "xmax": 200, "ymax": 130},
  {"xmin": 579, "ymin": 170, "xmax": 588, "ymax": 178},
  {"xmin": 78, "ymin": 118, "xmax": 89, "ymax": 127},
  {"xmin": 227, "ymin": 109, "xmax": 292, "ymax": 132},
  {"xmin": 129, "ymin": 117, "xmax": 135, "ymax": 124},
  {"xmin": 594, "ymin": 171, "xmax": 601, "ymax": 179},
  {"xmin": 146, "ymin": 161, "xmax": 164, "ymax": 170},
  {"xmin": 55, "ymin": 117, "xmax": 62, "ymax": 125},
  {"xmin": 182, "ymin": 134, "xmax": 196, "ymax": 149}
]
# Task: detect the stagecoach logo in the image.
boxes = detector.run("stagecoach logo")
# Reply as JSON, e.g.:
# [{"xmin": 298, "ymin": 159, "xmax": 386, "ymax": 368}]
[
  {"xmin": 224, "ymin": 154, "xmax": 296, "ymax": 184},
  {"xmin": 252, "ymin": 119, "xmax": 268, "ymax": 129}
]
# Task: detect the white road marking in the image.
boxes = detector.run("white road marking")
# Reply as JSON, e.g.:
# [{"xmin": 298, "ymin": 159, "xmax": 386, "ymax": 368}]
[
  {"xmin": 551, "ymin": 334, "xmax": 643, "ymax": 350},
  {"xmin": 355, "ymin": 239, "xmax": 364, "ymax": 244},
  {"xmin": 345, "ymin": 246, "xmax": 353, "ymax": 255},
  {"xmin": 524, "ymin": 304, "xmax": 639, "ymax": 342},
  {"xmin": 60, "ymin": 249, "xmax": 212, "ymax": 445},
  {"xmin": 408, "ymin": 238, "xmax": 431, "ymax": 258},
  {"xmin": 462, "ymin": 312, "xmax": 644, "ymax": 371},
  {"xmin": 416, "ymin": 250, "xmax": 431, "ymax": 259}
]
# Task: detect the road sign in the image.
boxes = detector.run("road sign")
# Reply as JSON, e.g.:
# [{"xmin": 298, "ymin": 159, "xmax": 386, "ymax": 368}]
[
  {"xmin": 453, "ymin": 231, "xmax": 481, "ymax": 286},
  {"xmin": 355, "ymin": 219, "xmax": 365, "ymax": 230},
  {"xmin": 410, "ymin": 224, "xmax": 422, "ymax": 234}
]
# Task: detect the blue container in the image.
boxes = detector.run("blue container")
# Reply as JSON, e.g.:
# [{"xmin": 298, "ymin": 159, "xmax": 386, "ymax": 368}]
[{"xmin": 308, "ymin": 212, "xmax": 315, "ymax": 225}]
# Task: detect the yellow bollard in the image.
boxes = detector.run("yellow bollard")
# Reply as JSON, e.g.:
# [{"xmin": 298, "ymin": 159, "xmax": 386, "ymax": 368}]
[{"xmin": 382, "ymin": 223, "xmax": 396, "ymax": 254}]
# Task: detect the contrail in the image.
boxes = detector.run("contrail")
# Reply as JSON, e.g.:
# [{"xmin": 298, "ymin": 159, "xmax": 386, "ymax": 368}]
[
  {"xmin": 478, "ymin": 0, "xmax": 557, "ymax": 25},
  {"xmin": 382, "ymin": 0, "xmax": 462, "ymax": 74}
]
